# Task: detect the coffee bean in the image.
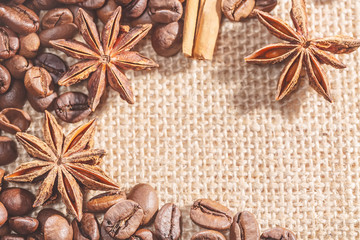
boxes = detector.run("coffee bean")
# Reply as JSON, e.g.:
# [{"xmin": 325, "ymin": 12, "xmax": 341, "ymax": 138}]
[
  {"xmin": 0, "ymin": 169, "xmax": 5, "ymax": 191},
  {"xmin": 37, "ymin": 209, "xmax": 73, "ymax": 240},
  {"xmin": 34, "ymin": 53, "xmax": 67, "ymax": 85},
  {"xmin": 0, "ymin": 222, "xmax": 10, "ymax": 236},
  {"xmin": 31, "ymin": 0, "xmax": 59, "ymax": 10},
  {"xmin": 57, "ymin": 0, "xmax": 83, "ymax": 3},
  {"xmin": 124, "ymin": 0, "xmax": 147, "ymax": 19},
  {"xmin": 54, "ymin": 92, "xmax": 92, "ymax": 123},
  {"xmin": 3, "ymin": 0, "xmax": 26, "ymax": 5},
  {"xmin": 24, "ymin": 1, "xmax": 40, "ymax": 15},
  {"xmin": 36, "ymin": 209, "xmax": 63, "ymax": 227},
  {"xmin": 0, "ymin": 65, "xmax": 11, "ymax": 94},
  {"xmin": 0, "ymin": 4, "xmax": 40, "ymax": 34},
  {"xmin": 9, "ymin": 217, "xmax": 39, "ymax": 235},
  {"xmin": 0, "ymin": 202, "xmax": 8, "ymax": 227},
  {"xmin": 18, "ymin": 33, "xmax": 40, "ymax": 59},
  {"xmin": 69, "ymin": 5, "xmax": 96, "ymax": 27},
  {"xmin": 0, "ymin": 27, "xmax": 19, "ymax": 60},
  {"xmin": 1, "ymin": 234, "xmax": 25, "ymax": 240},
  {"xmin": 41, "ymin": 8, "xmax": 74, "ymax": 30},
  {"xmin": 27, "ymin": 92, "xmax": 58, "ymax": 113},
  {"xmin": 0, "ymin": 188, "xmax": 35, "ymax": 216},
  {"xmin": 72, "ymin": 213, "xmax": 100, "ymax": 240},
  {"xmin": 230, "ymin": 211, "xmax": 260, "ymax": 240},
  {"xmin": 79, "ymin": 0, "xmax": 106, "ymax": 9},
  {"xmin": 101, "ymin": 200, "xmax": 144, "ymax": 240},
  {"xmin": 4, "ymin": 55, "xmax": 33, "ymax": 80},
  {"xmin": 0, "ymin": 80, "xmax": 27, "ymax": 110},
  {"xmin": 191, "ymin": 230, "xmax": 226, "ymax": 240},
  {"xmin": 114, "ymin": 0, "xmax": 132, "ymax": 6},
  {"xmin": 190, "ymin": 199, "xmax": 233, "ymax": 231},
  {"xmin": 249, "ymin": 0, "xmax": 277, "ymax": 17},
  {"xmin": 148, "ymin": 0, "xmax": 183, "ymax": 23},
  {"xmin": 222, "ymin": 0, "xmax": 255, "ymax": 21},
  {"xmin": 25, "ymin": 67, "xmax": 54, "ymax": 98},
  {"xmin": 128, "ymin": 183, "xmax": 159, "ymax": 225},
  {"xmin": 154, "ymin": 203, "xmax": 181, "ymax": 240},
  {"xmin": 260, "ymin": 227, "xmax": 296, "ymax": 240},
  {"xmin": 25, "ymin": 232, "xmax": 44, "ymax": 240},
  {"xmin": 151, "ymin": 21, "xmax": 183, "ymax": 57},
  {"xmin": 96, "ymin": 0, "xmax": 119, "ymax": 24},
  {"xmin": 130, "ymin": 229, "xmax": 156, "ymax": 240},
  {"xmin": 39, "ymin": 23, "xmax": 78, "ymax": 47},
  {"xmin": 86, "ymin": 190, "xmax": 126, "ymax": 213},
  {"xmin": 0, "ymin": 136, "xmax": 17, "ymax": 166},
  {"xmin": 0, "ymin": 108, "xmax": 31, "ymax": 134},
  {"xmin": 130, "ymin": 9, "xmax": 154, "ymax": 26}
]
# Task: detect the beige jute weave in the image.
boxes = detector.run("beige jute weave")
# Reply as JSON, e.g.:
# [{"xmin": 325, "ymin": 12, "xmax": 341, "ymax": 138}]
[{"xmin": 2, "ymin": 0, "xmax": 360, "ymax": 239}]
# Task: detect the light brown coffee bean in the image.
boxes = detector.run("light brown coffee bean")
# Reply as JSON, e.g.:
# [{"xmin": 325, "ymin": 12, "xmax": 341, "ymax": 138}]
[
  {"xmin": 154, "ymin": 203, "xmax": 181, "ymax": 240},
  {"xmin": 9, "ymin": 217, "xmax": 39, "ymax": 235},
  {"xmin": 221, "ymin": 0, "xmax": 255, "ymax": 21},
  {"xmin": 148, "ymin": 0, "xmax": 183, "ymax": 23},
  {"xmin": 260, "ymin": 227, "xmax": 296, "ymax": 240},
  {"xmin": 191, "ymin": 230, "xmax": 226, "ymax": 240},
  {"xmin": 18, "ymin": 33, "xmax": 40, "ymax": 59},
  {"xmin": 129, "ymin": 229, "xmax": 156, "ymax": 240},
  {"xmin": 39, "ymin": 23, "xmax": 78, "ymax": 47},
  {"xmin": 72, "ymin": 213, "xmax": 99, "ymax": 240},
  {"xmin": 96, "ymin": 0, "xmax": 119, "ymax": 24},
  {"xmin": 4, "ymin": 55, "xmax": 33, "ymax": 80},
  {"xmin": 86, "ymin": 191, "xmax": 126, "ymax": 213},
  {"xmin": 37, "ymin": 209, "xmax": 73, "ymax": 240},
  {"xmin": 0, "ymin": 108, "xmax": 31, "ymax": 134},
  {"xmin": 230, "ymin": 211, "xmax": 260, "ymax": 240},
  {"xmin": 0, "ymin": 202, "xmax": 7, "ymax": 227},
  {"xmin": 0, "ymin": 188, "xmax": 35, "ymax": 216},
  {"xmin": 41, "ymin": 8, "xmax": 74, "ymax": 30},
  {"xmin": 24, "ymin": 67, "xmax": 54, "ymax": 98},
  {"xmin": 27, "ymin": 92, "xmax": 58, "ymax": 113}
]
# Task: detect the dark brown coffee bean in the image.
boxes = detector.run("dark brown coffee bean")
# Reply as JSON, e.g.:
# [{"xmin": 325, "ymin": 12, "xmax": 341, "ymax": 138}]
[
  {"xmin": 54, "ymin": 92, "xmax": 91, "ymax": 123},
  {"xmin": 0, "ymin": 188, "xmax": 34, "ymax": 216},
  {"xmin": 72, "ymin": 213, "xmax": 100, "ymax": 240},
  {"xmin": 39, "ymin": 23, "xmax": 78, "ymax": 47},
  {"xmin": 34, "ymin": 53, "xmax": 67, "ymax": 84},
  {"xmin": 190, "ymin": 199, "xmax": 233, "ymax": 231},
  {"xmin": 0, "ymin": 222, "xmax": 10, "ymax": 236},
  {"xmin": 148, "ymin": 0, "xmax": 183, "ymax": 23},
  {"xmin": 0, "ymin": 4, "xmax": 40, "ymax": 34},
  {"xmin": 3, "ymin": 0, "xmax": 26, "ymax": 5},
  {"xmin": 56, "ymin": 0, "xmax": 83, "ymax": 3},
  {"xmin": 191, "ymin": 230, "xmax": 226, "ymax": 240},
  {"xmin": 69, "ymin": 5, "xmax": 96, "ymax": 27},
  {"xmin": 124, "ymin": 0, "xmax": 147, "ymax": 19},
  {"xmin": 0, "ymin": 202, "xmax": 7, "ymax": 227},
  {"xmin": 25, "ymin": 232, "xmax": 44, "ymax": 240},
  {"xmin": 32, "ymin": 0, "xmax": 59, "ymax": 10},
  {"xmin": 41, "ymin": 8, "xmax": 74, "ymax": 30},
  {"xmin": 221, "ymin": 0, "xmax": 255, "ymax": 21},
  {"xmin": 115, "ymin": 0, "xmax": 132, "ymax": 6},
  {"xmin": 128, "ymin": 183, "xmax": 158, "ymax": 225},
  {"xmin": 23, "ymin": 1, "xmax": 40, "ymax": 15},
  {"xmin": 154, "ymin": 203, "xmax": 181, "ymax": 240},
  {"xmin": 1, "ymin": 235, "xmax": 25, "ymax": 240},
  {"xmin": 101, "ymin": 200, "xmax": 144, "ymax": 240},
  {"xmin": 249, "ymin": 0, "xmax": 277, "ymax": 17},
  {"xmin": 0, "ymin": 80, "xmax": 27, "ymax": 109},
  {"xmin": 0, "ymin": 108, "xmax": 31, "ymax": 134},
  {"xmin": 0, "ymin": 136, "xmax": 17, "ymax": 166},
  {"xmin": 130, "ymin": 229, "xmax": 156, "ymax": 240},
  {"xmin": 18, "ymin": 33, "xmax": 40, "ymax": 59},
  {"xmin": 96, "ymin": 0, "xmax": 119, "ymax": 23},
  {"xmin": 130, "ymin": 9, "xmax": 154, "ymax": 26},
  {"xmin": 0, "ymin": 27, "xmax": 19, "ymax": 60},
  {"xmin": 4, "ymin": 55, "xmax": 33, "ymax": 80},
  {"xmin": 86, "ymin": 191, "xmax": 126, "ymax": 213},
  {"xmin": 0, "ymin": 65, "xmax": 11, "ymax": 94},
  {"xmin": 27, "ymin": 92, "xmax": 57, "ymax": 112},
  {"xmin": 230, "ymin": 211, "xmax": 260, "ymax": 240},
  {"xmin": 260, "ymin": 227, "xmax": 296, "ymax": 240},
  {"xmin": 79, "ymin": 0, "xmax": 106, "ymax": 9},
  {"xmin": 24, "ymin": 67, "xmax": 54, "ymax": 98},
  {"xmin": 151, "ymin": 21, "xmax": 183, "ymax": 57},
  {"xmin": 9, "ymin": 217, "xmax": 39, "ymax": 235},
  {"xmin": 0, "ymin": 169, "xmax": 5, "ymax": 191}
]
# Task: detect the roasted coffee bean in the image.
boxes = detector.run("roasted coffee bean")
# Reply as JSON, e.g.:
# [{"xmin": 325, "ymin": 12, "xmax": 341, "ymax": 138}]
[
  {"xmin": 24, "ymin": 1, "xmax": 40, "ymax": 15},
  {"xmin": 260, "ymin": 227, "xmax": 296, "ymax": 240},
  {"xmin": 24, "ymin": 67, "xmax": 54, "ymax": 98},
  {"xmin": 54, "ymin": 92, "xmax": 92, "ymax": 123},
  {"xmin": 18, "ymin": 33, "xmax": 40, "ymax": 59},
  {"xmin": 69, "ymin": 5, "xmax": 96, "ymax": 27},
  {"xmin": 27, "ymin": 92, "xmax": 57, "ymax": 112},
  {"xmin": 0, "ymin": 136, "xmax": 17, "ymax": 166},
  {"xmin": 0, "ymin": 27, "xmax": 19, "ymax": 60},
  {"xmin": 25, "ymin": 232, "xmax": 44, "ymax": 240},
  {"xmin": 4, "ymin": 55, "xmax": 33, "ymax": 80},
  {"xmin": 72, "ymin": 213, "xmax": 100, "ymax": 240},
  {"xmin": 114, "ymin": 0, "xmax": 132, "ymax": 5},
  {"xmin": 36, "ymin": 209, "xmax": 63, "ymax": 227},
  {"xmin": 0, "ymin": 108, "xmax": 31, "ymax": 134},
  {"xmin": 130, "ymin": 9, "xmax": 153, "ymax": 26},
  {"xmin": 191, "ymin": 230, "xmax": 226, "ymax": 240},
  {"xmin": 79, "ymin": 0, "xmax": 106, "ymax": 9},
  {"xmin": 41, "ymin": 8, "xmax": 74, "ymax": 30},
  {"xmin": 0, "ymin": 4, "xmax": 40, "ymax": 34},
  {"xmin": 0, "ymin": 80, "xmax": 27, "ymax": 109},
  {"xmin": 31, "ymin": 0, "xmax": 59, "ymax": 10},
  {"xmin": 96, "ymin": 0, "xmax": 119, "ymax": 23},
  {"xmin": 34, "ymin": 53, "xmax": 67, "ymax": 84},
  {"xmin": 0, "ymin": 222, "xmax": 10, "ymax": 236},
  {"xmin": 190, "ymin": 199, "xmax": 233, "ymax": 231},
  {"xmin": 154, "ymin": 203, "xmax": 181, "ymax": 240},
  {"xmin": 1, "ymin": 235, "xmax": 25, "ymax": 240},
  {"xmin": 0, "ymin": 168, "xmax": 5, "ymax": 191},
  {"xmin": 56, "ymin": 0, "xmax": 83, "ymax": 4},
  {"xmin": 39, "ymin": 23, "xmax": 78, "ymax": 47},
  {"xmin": 0, "ymin": 188, "xmax": 34, "ymax": 216},
  {"xmin": 86, "ymin": 191, "xmax": 126, "ymax": 213},
  {"xmin": 9, "ymin": 217, "xmax": 39, "ymax": 235},
  {"xmin": 148, "ymin": 0, "xmax": 183, "ymax": 23},
  {"xmin": 151, "ymin": 21, "xmax": 183, "ymax": 57},
  {"xmin": 128, "ymin": 183, "xmax": 158, "ymax": 225},
  {"xmin": 130, "ymin": 229, "xmax": 156, "ymax": 240},
  {"xmin": 3, "ymin": 0, "xmax": 26, "ymax": 5},
  {"xmin": 101, "ymin": 200, "xmax": 144, "ymax": 240},
  {"xmin": 221, "ymin": 0, "xmax": 255, "ymax": 21},
  {"xmin": 230, "ymin": 211, "xmax": 260, "ymax": 240},
  {"xmin": 0, "ymin": 65, "xmax": 11, "ymax": 94},
  {"xmin": 124, "ymin": 0, "xmax": 147, "ymax": 19},
  {"xmin": 250, "ymin": 0, "xmax": 277, "ymax": 17},
  {"xmin": 0, "ymin": 202, "xmax": 7, "ymax": 227},
  {"xmin": 37, "ymin": 209, "xmax": 72, "ymax": 240}
]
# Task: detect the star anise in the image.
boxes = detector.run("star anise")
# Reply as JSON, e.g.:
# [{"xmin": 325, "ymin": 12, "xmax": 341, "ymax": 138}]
[
  {"xmin": 50, "ymin": 7, "xmax": 158, "ymax": 111},
  {"xmin": 5, "ymin": 111, "xmax": 119, "ymax": 220},
  {"xmin": 245, "ymin": 0, "xmax": 360, "ymax": 102}
]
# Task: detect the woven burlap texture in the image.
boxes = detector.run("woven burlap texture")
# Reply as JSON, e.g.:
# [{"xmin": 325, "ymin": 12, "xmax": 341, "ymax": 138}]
[{"xmin": 2, "ymin": 0, "xmax": 360, "ymax": 239}]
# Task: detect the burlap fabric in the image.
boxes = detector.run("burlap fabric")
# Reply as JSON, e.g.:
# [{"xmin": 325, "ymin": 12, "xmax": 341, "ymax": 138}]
[{"xmin": 2, "ymin": 0, "xmax": 360, "ymax": 239}]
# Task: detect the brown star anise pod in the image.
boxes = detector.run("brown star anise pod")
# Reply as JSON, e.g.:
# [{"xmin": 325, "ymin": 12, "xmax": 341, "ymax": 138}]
[
  {"xmin": 50, "ymin": 7, "xmax": 158, "ymax": 111},
  {"xmin": 5, "ymin": 111, "xmax": 119, "ymax": 220},
  {"xmin": 245, "ymin": 0, "xmax": 360, "ymax": 102}
]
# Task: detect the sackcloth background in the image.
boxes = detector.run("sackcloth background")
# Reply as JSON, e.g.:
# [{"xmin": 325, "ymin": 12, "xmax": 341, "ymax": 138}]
[{"xmin": 2, "ymin": 0, "xmax": 360, "ymax": 239}]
